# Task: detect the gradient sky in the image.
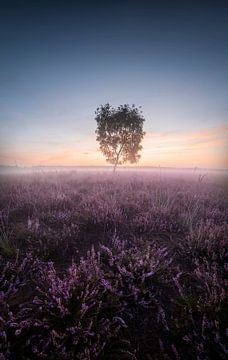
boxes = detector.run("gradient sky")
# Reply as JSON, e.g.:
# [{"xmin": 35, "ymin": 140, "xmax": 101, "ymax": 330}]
[{"xmin": 0, "ymin": 0, "xmax": 228, "ymax": 168}]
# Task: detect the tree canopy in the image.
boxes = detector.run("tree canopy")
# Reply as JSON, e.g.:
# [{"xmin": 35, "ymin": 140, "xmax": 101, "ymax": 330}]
[{"xmin": 95, "ymin": 103, "xmax": 145, "ymax": 171}]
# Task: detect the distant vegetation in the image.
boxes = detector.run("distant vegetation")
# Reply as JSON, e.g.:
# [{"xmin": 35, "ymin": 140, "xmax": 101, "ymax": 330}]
[{"xmin": 0, "ymin": 172, "xmax": 227, "ymax": 359}]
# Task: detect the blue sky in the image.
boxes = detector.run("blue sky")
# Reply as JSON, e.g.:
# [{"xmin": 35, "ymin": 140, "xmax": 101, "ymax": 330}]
[{"xmin": 0, "ymin": 0, "xmax": 227, "ymax": 167}]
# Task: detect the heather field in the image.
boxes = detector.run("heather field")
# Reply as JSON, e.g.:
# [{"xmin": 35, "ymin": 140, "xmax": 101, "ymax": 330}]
[{"xmin": 0, "ymin": 171, "xmax": 227, "ymax": 360}]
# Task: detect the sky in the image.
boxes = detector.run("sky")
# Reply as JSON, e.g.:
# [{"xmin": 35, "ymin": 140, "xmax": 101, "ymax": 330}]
[{"xmin": 0, "ymin": 0, "xmax": 228, "ymax": 169}]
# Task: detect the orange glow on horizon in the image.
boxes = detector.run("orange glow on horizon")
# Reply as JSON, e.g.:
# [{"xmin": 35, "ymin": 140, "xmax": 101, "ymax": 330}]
[{"xmin": 1, "ymin": 124, "xmax": 227, "ymax": 169}]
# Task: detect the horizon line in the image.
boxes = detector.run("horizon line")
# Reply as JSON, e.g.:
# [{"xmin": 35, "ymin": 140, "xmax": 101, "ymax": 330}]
[{"xmin": 1, "ymin": 164, "xmax": 227, "ymax": 172}]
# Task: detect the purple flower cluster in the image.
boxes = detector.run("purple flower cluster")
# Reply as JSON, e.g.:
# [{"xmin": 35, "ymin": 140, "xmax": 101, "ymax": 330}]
[{"xmin": 0, "ymin": 238, "xmax": 172, "ymax": 359}]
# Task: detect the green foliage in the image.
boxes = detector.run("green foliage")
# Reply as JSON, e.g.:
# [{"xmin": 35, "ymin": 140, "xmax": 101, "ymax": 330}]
[
  {"xmin": 0, "ymin": 216, "xmax": 16, "ymax": 257},
  {"xmin": 0, "ymin": 232, "xmax": 16, "ymax": 257},
  {"xmin": 95, "ymin": 104, "xmax": 145, "ymax": 171}
]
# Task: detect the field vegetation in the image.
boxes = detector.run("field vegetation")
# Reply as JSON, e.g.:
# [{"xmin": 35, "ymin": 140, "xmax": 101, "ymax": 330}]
[{"xmin": 0, "ymin": 171, "xmax": 227, "ymax": 359}]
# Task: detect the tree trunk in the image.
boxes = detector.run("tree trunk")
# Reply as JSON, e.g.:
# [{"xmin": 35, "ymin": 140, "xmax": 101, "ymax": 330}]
[
  {"xmin": 113, "ymin": 160, "xmax": 118, "ymax": 173},
  {"xmin": 113, "ymin": 143, "xmax": 124, "ymax": 173}
]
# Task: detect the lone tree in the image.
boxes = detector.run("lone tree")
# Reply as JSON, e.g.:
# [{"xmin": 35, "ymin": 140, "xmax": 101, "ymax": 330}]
[{"xmin": 95, "ymin": 103, "xmax": 145, "ymax": 172}]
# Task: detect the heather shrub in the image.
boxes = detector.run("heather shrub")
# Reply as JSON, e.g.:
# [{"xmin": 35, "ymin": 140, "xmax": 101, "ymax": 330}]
[
  {"xmin": 0, "ymin": 171, "xmax": 227, "ymax": 359},
  {"xmin": 168, "ymin": 259, "xmax": 227, "ymax": 360},
  {"xmin": 178, "ymin": 220, "xmax": 228, "ymax": 267},
  {"xmin": 0, "ymin": 237, "xmax": 173, "ymax": 359},
  {"xmin": 0, "ymin": 253, "xmax": 47, "ymax": 358}
]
